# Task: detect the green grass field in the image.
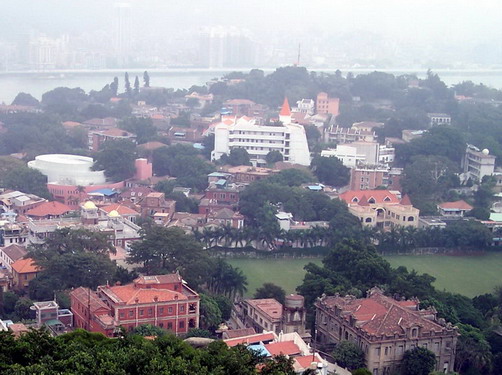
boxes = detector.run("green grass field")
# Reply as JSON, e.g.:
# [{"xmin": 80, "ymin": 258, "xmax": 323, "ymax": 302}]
[{"xmin": 228, "ymin": 253, "xmax": 502, "ymax": 298}]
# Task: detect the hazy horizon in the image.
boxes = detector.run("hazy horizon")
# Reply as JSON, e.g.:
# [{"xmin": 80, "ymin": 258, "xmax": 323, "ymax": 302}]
[{"xmin": 0, "ymin": 1, "xmax": 500, "ymax": 71}]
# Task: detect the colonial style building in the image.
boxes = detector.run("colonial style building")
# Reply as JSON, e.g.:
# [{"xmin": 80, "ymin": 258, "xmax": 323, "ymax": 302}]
[
  {"xmin": 70, "ymin": 273, "xmax": 200, "ymax": 337},
  {"xmin": 338, "ymin": 190, "xmax": 419, "ymax": 229},
  {"xmin": 315, "ymin": 288, "xmax": 458, "ymax": 375},
  {"xmin": 232, "ymin": 295, "xmax": 307, "ymax": 339}
]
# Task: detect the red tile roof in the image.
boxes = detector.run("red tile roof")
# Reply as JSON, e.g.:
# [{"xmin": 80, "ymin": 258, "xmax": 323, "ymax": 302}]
[
  {"xmin": 11, "ymin": 258, "xmax": 40, "ymax": 274},
  {"xmin": 265, "ymin": 341, "xmax": 301, "ymax": 356},
  {"xmin": 319, "ymin": 289, "xmax": 447, "ymax": 337},
  {"xmin": 246, "ymin": 299, "xmax": 283, "ymax": 321},
  {"xmin": 223, "ymin": 328, "xmax": 257, "ymax": 339},
  {"xmin": 438, "ymin": 200, "xmax": 473, "ymax": 210},
  {"xmin": 339, "ymin": 190, "xmax": 400, "ymax": 205},
  {"xmin": 1, "ymin": 244, "xmax": 27, "ymax": 262},
  {"xmin": 71, "ymin": 287, "xmax": 111, "ymax": 314},
  {"xmin": 101, "ymin": 204, "xmax": 139, "ymax": 216},
  {"xmin": 400, "ymin": 194, "xmax": 412, "ymax": 206},
  {"xmin": 25, "ymin": 201, "xmax": 73, "ymax": 217},
  {"xmin": 104, "ymin": 284, "xmax": 187, "ymax": 305},
  {"xmin": 224, "ymin": 332, "xmax": 276, "ymax": 347},
  {"xmin": 137, "ymin": 141, "xmax": 168, "ymax": 150}
]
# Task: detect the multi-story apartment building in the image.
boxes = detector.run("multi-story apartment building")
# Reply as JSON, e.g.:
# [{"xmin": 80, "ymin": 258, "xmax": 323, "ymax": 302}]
[
  {"xmin": 339, "ymin": 190, "xmax": 419, "ymax": 229},
  {"xmin": 350, "ymin": 166, "xmax": 388, "ymax": 190},
  {"xmin": 316, "ymin": 92, "xmax": 340, "ymax": 116},
  {"xmin": 427, "ymin": 113, "xmax": 451, "ymax": 127},
  {"xmin": 315, "ymin": 288, "xmax": 458, "ymax": 375},
  {"xmin": 212, "ymin": 99, "xmax": 310, "ymax": 166},
  {"xmin": 71, "ymin": 273, "xmax": 200, "ymax": 337},
  {"xmin": 462, "ymin": 145, "xmax": 496, "ymax": 182},
  {"xmin": 325, "ymin": 125, "xmax": 377, "ymax": 144}
]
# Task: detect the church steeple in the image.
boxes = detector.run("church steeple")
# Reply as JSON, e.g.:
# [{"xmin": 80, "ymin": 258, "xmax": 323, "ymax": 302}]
[{"xmin": 279, "ymin": 97, "xmax": 291, "ymax": 124}]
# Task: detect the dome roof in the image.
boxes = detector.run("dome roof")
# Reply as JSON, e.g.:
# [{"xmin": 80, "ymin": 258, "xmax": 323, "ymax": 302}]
[
  {"xmin": 108, "ymin": 210, "xmax": 121, "ymax": 218},
  {"xmin": 83, "ymin": 201, "xmax": 97, "ymax": 210},
  {"xmin": 482, "ymin": 148, "xmax": 490, "ymax": 155}
]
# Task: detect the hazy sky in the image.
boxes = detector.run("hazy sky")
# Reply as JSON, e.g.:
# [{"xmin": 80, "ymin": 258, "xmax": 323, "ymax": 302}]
[{"xmin": 3, "ymin": 0, "xmax": 501, "ymax": 44}]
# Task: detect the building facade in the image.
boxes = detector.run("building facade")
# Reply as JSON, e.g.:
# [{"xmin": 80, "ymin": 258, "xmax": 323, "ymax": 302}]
[
  {"xmin": 315, "ymin": 288, "xmax": 458, "ymax": 375},
  {"xmin": 212, "ymin": 100, "xmax": 310, "ymax": 166},
  {"xmin": 462, "ymin": 145, "xmax": 496, "ymax": 182},
  {"xmin": 71, "ymin": 273, "xmax": 200, "ymax": 337}
]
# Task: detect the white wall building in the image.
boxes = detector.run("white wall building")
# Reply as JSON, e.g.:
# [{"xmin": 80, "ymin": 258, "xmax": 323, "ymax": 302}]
[
  {"xmin": 212, "ymin": 99, "xmax": 310, "ymax": 166},
  {"xmin": 462, "ymin": 145, "xmax": 496, "ymax": 182},
  {"xmin": 28, "ymin": 154, "xmax": 106, "ymax": 186},
  {"xmin": 321, "ymin": 145, "xmax": 365, "ymax": 168}
]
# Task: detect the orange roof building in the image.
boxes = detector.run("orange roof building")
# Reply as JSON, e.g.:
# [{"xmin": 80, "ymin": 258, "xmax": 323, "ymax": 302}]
[
  {"xmin": 437, "ymin": 200, "xmax": 473, "ymax": 217},
  {"xmin": 70, "ymin": 273, "xmax": 200, "ymax": 337},
  {"xmin": 339, "ymin": 190, "xmax": 419, "ymax": 229},
  {"xmin": 11, "ymin": 258, "xmax": 40, "ymax": 290},
  {"xmin": 315, "ymin": 287, "xmax": 458, "ymax": 374},
  {"xmin": 25, "ymin": 201, "xmax": 74, "ymax": 219}
]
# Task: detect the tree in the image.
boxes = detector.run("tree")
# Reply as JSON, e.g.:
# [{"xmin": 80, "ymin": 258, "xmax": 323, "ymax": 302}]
[
  {"xmin": 265, "ymin": 150, "xmax": 284, "ymax": 164},
  {"xmin": 127, "ymin": 226, "xmax": 211, "ymax": 288},
  {"xmin": 221, "ymin": 148, "xmax": 252, "ymax": 166},
  {"xmin": 93, "ymin": 139, "xmax": 137, "ymax": 182},
  {"xmin": 455, "ymin": 324, "xmax": 493, "ymax": 373},
  {"xmin": 118, "ymin": 116, "xmax": 157, "ymax": 144},
  {"xmin": 310, "ymin": 155, "xmax": 350, "ymax": 187},
  {"xmin": 332, "ymin": 341, "xmax": 366, "ymax": 370},
  {"xmin": 28, "ymin": 228, "xmax": 117, "ymax": 299},
  {"xmin": 41, "ymin": 87, "xmax": 88, "ymax": 117},
  {"xmin": 352, "ymin": 369, "xmax": 372, "ymax": 375},
  {"xmin": 134, "ymin": 75, "xmax": 140, "ymax": 96},
  {"xmin": 254, "ymin": 283, "xmax": 286, "ymax": 305},
  {"xmin": 124, "ymin": 72, "xmax": 131, "ymax": 95},
  {"xmin": 199, "ymin": 293, "xmax": 223, "ymax": 330},
  {"xmin": 143, "ymin": 71, "xmax": 150, "ymax": 87},
  {"xmin": 11, "ymin": 92, "xmax": 39, "ymax": 107},
  {"xmin": 400, "ymin": 347, "xmax": 436, "ymax": 375},
  {"xmin": 110, "ymin": 76, "xmax": 119, "ymax": 96},
  {"xmin": 2, "ymin": 166, "xmax": 51, "ymax": 199},
  {"xmin": 131, "ymin": 324, "xmax": 166, "ymax": 337}
]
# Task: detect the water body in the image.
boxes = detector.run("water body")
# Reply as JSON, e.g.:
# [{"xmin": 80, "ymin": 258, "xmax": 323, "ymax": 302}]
[{"xmin": 1, "ymin": 68, "xmax": 502, "ymax": 104}]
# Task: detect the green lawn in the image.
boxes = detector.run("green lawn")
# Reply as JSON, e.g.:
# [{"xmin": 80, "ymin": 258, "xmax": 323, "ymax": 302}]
[{"xmin": 228, "ymin": 253, "xmax": 502, "ymax": 298}]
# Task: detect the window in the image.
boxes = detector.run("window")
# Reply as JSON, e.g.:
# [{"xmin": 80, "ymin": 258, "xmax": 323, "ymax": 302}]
[
  {"xmin": 179, "ymin": 321, "xmax": 185, "ymax": 329},
  {"xmin": 128, "ymin": 310, "xmax": 133, "ymax": 317},
  {"xmin": 159, "ymin": 307, "xmax": 164, "ymax": 314},
  {"xmin": 119, "ymin": 311, "xmax": 125, "ymax": 319},
  {"xmin": 180, "ymin": 305, "xmax": 185, "ymax": 312},
  {"xmin": 167, "ymin": 322, "xmax": 173, "ymax": 330},
  {"xmin": 411, "ymin": 328, "xmax": 418, "ymax": 338},
  {"xmin": 139, "ymin": 309, "xmax": 144, "ymax": 316},
  {"xmin": 384, "ymin": 347, "xmax": 388, "ymax": 355},
  {"xmin": 375, "ymin": 347, "xmax": 381, "ymax": 356},
  {"xmin": 168, "ymin": 307, "xmax": 173, "ymax": 313},
  {"xmin": 148, "ymin": 308, "xmax": 153, "ymax": 315}
]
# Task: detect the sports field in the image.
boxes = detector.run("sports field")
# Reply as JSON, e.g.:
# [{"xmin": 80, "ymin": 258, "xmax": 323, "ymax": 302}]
[{"xmin": 228, "ymin": 253, "xmax": 502, "ymax": 298}]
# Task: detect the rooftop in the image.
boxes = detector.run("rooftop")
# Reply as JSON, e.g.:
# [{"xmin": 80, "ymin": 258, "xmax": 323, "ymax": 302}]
[
  {"xmin": 246, "ymin": 299, "xmax": 283, "ymax": 321},
  {"xmin": 1, "ymin": 244, "xmax": 27, "ymax": 262},
  {"xmin": 11, "ymin": 258, "xmax": 40, "ymax": 274},
  {"xmin": 438, "ymin": 200, "xmax": 473, "ymax": 211},
  {"xmin": 25, "ymin": 201, "xmax": 74, "ymax": 217},
  {"xmin": 265, "ymin": 341, "xmax": 301, "ymax": 357}
]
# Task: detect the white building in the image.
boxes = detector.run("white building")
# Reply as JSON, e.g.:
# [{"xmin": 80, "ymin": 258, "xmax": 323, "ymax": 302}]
[
  {"xmin": 379, "ymin": 145, "xmax": 395, "ymax": 165},
  {"xmin": 321, "ymin": 145, "xmax": 365, "ymax": 168},
  {"xmin": 212, "ymin": 98, "xmax": 310, "ymax": 166},
  {"xmin": 462, "ymin": 145, "xmax": 496, "ymax": 182},
  {"xmin": 28, "ymin": 154, "xmax": 106, "ymax": 186},
  {"xmin": 295, "ymin": 99, "xmax": 315, "ymax": 115},
  {"xmin": 428, "ymin": 113, "xmax": 451, "ymax": 127}
]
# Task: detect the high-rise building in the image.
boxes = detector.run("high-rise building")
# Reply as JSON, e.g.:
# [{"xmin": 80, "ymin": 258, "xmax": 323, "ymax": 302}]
[
  {"xmin": 199, "ymin": 27, "xmax": 255, "ymax": 68},
  {"xmin": 114, "ymin": 2, "xmax": 132, "ymax": 67}
]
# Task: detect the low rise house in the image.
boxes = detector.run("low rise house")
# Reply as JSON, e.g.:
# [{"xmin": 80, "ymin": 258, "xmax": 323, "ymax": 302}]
[
  {"xmin": 25, "ymin": 201, "xmax": 74, "ymax": 220},
  {"xmin": 315, "ymin": 287, "xmax": 458, "ymax": 374},
  {"xmin": 11, "ymin": 257, "xmax": 40, "ymax": 290},
  {"xmin": 233, "ymin": 295, "xmax": 307, "ymax": 338},
  {"xmin": 427, "ymin": 113, "xmax": 451, "ymax": 127},
  {"xmin": 437, "ymin": 200, "xmax": 473, "ymax": 217},
  {"xmin": 0, "ymin": 244, "xmax": 27, "ymax": 271}
]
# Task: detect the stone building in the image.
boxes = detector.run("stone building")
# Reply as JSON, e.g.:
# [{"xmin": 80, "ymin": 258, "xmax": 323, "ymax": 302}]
[{"xmin": 315, "ymin": 288, "xmax": 458, "ymax": 375}]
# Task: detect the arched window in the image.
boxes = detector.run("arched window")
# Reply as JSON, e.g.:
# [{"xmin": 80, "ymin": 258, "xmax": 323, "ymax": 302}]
[
  {"xmin": 408, "ymin": 216, "xmax": 414, "ymax": 221},
  {"xmin": 365, "ymin": 218, "xmax": 372, "ymax": 223},
  {"xmin": 411, "ymin": 328, "xmax": 418, "ymax": 338}
]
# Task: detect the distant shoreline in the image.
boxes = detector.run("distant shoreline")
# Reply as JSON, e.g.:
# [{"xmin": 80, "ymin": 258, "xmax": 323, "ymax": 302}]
[{"xmin": 1, "ymin": 67, "xmax": 502, "ymax": 77}]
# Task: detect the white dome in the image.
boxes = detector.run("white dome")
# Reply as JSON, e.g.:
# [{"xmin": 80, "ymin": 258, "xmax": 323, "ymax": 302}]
[
  {"xmin": 28, "ymin": 154, "xmax": 106, "ymax": 186},
  {"xmin": 83, "ymin": 201, "xmax": 97, "ymax": 210},
  {"xmin": 108, "ymin": 210, "xmax": 120, "ymax": 218},
  {"xmin": 482, "ymin": 149, "xmax": 490, "ymax": 155}
]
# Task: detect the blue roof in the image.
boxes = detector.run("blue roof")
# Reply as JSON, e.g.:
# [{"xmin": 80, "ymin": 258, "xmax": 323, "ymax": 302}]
[
  {"xmin": 193, "ymin": 143, "xmax": 205, "ymax": 150},
  {"xmin": 307, "ymin": 185, "xmax": 323, "ymax": 191},
  {"xmin": 215, "ymin": 179, "xmax": 227, "ymax": 186},
  {"xmin": 208, "ymin": 172, "xmax": 227, "ymax": 177},
  {"xmin": 87, "ymin": 188, "xmax": 117, "ymax": 197},
  {"xmin": 247, "ymin": 344, "xmax": 271, "ymax": 357}
]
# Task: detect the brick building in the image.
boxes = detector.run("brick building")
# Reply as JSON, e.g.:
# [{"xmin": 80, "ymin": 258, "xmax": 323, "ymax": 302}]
[
  {"xmin": 71, "ymin": 273, "xmax": 200, "ymax": 337},
  {"xmin": 315, "ymin": 288, "xmax": 458, "ymax": 374}
]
